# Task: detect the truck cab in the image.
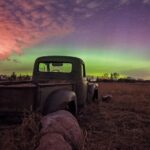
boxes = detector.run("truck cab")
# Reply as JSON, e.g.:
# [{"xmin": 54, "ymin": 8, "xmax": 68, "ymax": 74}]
[{"xmin": 33, "ymin": 56, "xmax": 99, "ymax": 109}]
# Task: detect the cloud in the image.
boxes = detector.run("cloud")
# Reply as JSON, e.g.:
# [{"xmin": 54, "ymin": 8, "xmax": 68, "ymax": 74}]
[
  {"xmin": 2, "ymin": 0, "xmax": 147, "ymax": 60},
  {"xmin": 119, "ymin": 0, "xmax": 130, "ymax": 5},
  {"xmin": 73, "ymin": 0, "xmax": 104, "ymax": 19},
  {"xmin": 86, "ymin": 2, "xmax": 99, "ymax": 9},
  {"xmin": 143, "ymin": 0, "xmax": 150, "ymax": 4},
  {"xmin": 76, "ymin": 0, "xmax": 83, "ymax": 4},
  {"xmin": 0, "ymin": 0, "xmax": 74, "ymax": 60},
  {"xmin": 5, "ymin": 58, "xmax": 20, "ymax": 63},
  {"xmin": 118, "ymin": 0, "xmax": 150, "ymax": 6},
  {"xmin": 0, "ymin": 0, "xmax": 107, "ymax": 60}
]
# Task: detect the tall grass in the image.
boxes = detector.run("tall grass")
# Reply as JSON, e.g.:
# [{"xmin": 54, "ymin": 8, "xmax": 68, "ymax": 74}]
[
  {"xmin": 1, "ymin": 82, "xmax": 150, "ymax": 150},
  {"xmin": 0, "ymin": 113, "xmax": 41, "ymax": 150},
  {"xmin": 79, "ymin": 82, "xmax": 150, "ymax": 150}
]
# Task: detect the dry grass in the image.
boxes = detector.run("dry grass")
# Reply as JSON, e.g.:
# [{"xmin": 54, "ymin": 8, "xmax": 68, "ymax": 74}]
[
  {"xmin": 1, "ymin": 82, "xmax": 150, "ymax": 150},
  {"xmin": 0, "ymin": 113, "xmax": 41, "ymax": 150},
  {"xmin": 78, "ymin": 82, "xmax": 150, "ymax": 150}
]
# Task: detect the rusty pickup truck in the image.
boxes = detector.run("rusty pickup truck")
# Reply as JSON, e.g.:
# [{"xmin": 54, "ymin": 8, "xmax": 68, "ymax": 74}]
[{"xmin": 0, "ymin": 56, "xmax": 99, "ymax": 119}]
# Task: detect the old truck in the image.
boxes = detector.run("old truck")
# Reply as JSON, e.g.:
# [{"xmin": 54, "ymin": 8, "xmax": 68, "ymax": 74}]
[{"xmin": 0, "ymin": 56, "xmax": 99, "ymax": 119}]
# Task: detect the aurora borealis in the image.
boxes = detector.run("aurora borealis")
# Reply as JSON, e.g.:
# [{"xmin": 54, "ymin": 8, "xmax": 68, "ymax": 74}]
[{"xmin": 0, "ymin": 0, "xmax": 150, "ymax": 79}]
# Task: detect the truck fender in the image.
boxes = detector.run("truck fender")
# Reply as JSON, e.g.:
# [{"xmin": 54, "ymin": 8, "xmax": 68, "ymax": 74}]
[{"xmin": 43, "ymin": 90, "xmax": 77, "ymax": 116}]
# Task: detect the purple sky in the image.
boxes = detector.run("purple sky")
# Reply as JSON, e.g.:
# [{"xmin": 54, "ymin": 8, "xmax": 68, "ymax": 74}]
[{"xmin": 0, "ymin": 0, "xmax": 150, "ymax": 78}]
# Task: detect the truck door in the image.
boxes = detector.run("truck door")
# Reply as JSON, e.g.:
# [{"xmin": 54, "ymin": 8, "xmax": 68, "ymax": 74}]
[{"xmin": 76, "ymin": 63, "xmax": 88, "ymax": 107}]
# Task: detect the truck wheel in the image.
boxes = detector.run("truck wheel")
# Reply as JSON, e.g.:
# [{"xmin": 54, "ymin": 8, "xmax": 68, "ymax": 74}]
[
  {"xmin": 68, "ymin": 101, "xmax": 77, "ymax": 116},
  {"xmin": 43, "ymin": 100, "xmax": 77, "ymax": 116},
  {"xmin": 92, "ymin": 89, "xmax": 99, "ymax": 103}
]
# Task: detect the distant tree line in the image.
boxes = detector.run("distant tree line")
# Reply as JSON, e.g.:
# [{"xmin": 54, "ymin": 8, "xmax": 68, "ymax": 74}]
[
  {"xmin": 0, "ymin": 72, "xmax": 149, "ymax": 83},
  {"xmin": 101, "ymin": 72, "xmax": 120, "ymax": 80},
  {"xmin": 0, "ymin": 72, "xmax": 31, "ymax": 81},
  {"xmin": 88, "ymin": 72, "xmax": 149, "ymax": 83}
]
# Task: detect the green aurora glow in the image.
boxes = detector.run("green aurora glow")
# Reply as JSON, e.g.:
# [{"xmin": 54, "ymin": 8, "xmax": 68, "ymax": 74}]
[{"xmin": 1, "ymin": 46, "xmax": 150, "ymax": 79}]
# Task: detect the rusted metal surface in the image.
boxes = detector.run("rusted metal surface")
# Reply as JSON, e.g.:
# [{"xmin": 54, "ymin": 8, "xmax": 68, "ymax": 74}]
[{"xmin": 0, "ymin": 86, "xmax": 36, "ymax": 112}]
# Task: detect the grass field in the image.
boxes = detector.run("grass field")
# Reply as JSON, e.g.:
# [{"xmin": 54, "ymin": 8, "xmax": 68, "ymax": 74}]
[
  {"xmin": 79, "ymin": 82, "xmax": 150, "ymax": 150},
  {"xmin": 1, "ymin": 82, "xmax": 150, "ymax": 150},
  {"xmin": 0, "ymin": 113, "xmax": 41, "ymax": 150}
]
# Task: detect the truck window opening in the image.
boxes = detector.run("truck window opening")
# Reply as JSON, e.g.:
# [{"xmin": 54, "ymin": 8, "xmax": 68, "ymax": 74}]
[{"xmin": 39, "ymin": 62, "xmax": 72, "ymax": 73}]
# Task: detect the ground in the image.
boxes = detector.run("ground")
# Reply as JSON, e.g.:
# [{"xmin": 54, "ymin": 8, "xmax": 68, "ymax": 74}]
[
  {"xmin": 1, "ymin": 82, "xmax": 150, "ymax": 150},
  {"xmin": 78, "ymin": 82, "xmax": 150, "ymax": 150}
]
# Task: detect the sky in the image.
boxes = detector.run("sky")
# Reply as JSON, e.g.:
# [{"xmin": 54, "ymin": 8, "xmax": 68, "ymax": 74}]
[{"xmin": 0, "ymin": 0, "xmax": 150, "ymax": 79}]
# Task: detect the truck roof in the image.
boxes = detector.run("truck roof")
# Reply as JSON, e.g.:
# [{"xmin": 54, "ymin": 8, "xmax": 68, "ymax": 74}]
[{"xmin": 35, "ymin": 56, "xmax": 84, "ymax": 65}]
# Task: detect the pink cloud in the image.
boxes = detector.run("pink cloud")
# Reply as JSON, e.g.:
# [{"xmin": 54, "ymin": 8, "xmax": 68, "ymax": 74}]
[{"xmin": 0, "ymin": 0, "xmax": 74, "ymax": 60}]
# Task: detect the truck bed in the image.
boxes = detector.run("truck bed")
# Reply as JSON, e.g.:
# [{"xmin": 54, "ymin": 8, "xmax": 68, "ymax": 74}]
[{"xmin": 0, "ymin": 80, "xmax": 74, "ymax": 115}]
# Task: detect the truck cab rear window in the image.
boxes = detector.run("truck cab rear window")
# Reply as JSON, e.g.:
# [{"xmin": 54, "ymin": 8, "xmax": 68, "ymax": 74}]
[{"xmin": 38, "ymin": 62, "xmax": 72, "ymax": 73}]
